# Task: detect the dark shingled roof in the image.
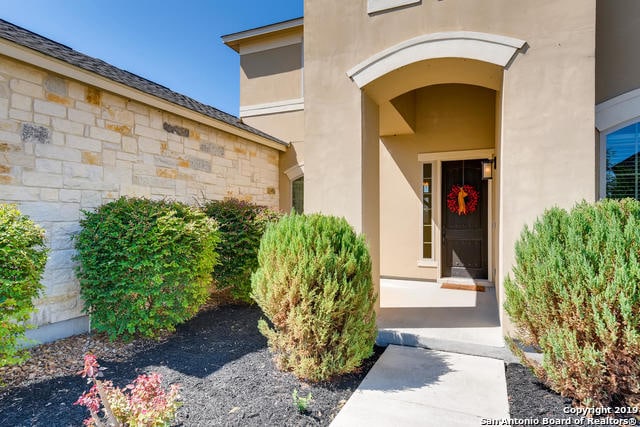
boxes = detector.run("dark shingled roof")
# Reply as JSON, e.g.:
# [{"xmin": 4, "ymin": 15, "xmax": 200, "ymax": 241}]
[{"xmin": 0, "ymin": 19, "xmax": 287, "ymax": 147}]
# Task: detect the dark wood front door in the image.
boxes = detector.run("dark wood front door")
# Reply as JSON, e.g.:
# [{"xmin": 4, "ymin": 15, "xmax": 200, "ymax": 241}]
[{"xmin": 441, "ymin": 160, "xmax": 488, "ymax": 279}]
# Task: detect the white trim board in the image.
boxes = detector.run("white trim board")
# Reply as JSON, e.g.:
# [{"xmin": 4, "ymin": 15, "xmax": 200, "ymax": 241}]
[
  {"xmin": 240, "ymin": 98, "xmax": 304, "ymax": 117},
  {"xmin": 368, "ymin": 0, "xmax": 420, "ymax": 14},
  {"xmin": 347, "ymin": 31, "xmax": 526, "ymax": 88},
  {"xmin": 596, "ymin": 87, "xmax": 640, "ymax": 132}
]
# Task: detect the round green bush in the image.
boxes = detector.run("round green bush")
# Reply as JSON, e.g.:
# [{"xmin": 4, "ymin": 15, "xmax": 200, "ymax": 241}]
[
  {"xmin": 504, "ymin": 198, "xmax": 640, "ymax": 407},
  {"xmin": 0, "ymin": 204, "xmax": 48, "ymax": 367},
  {"xmin": 74, "ymin": 197, "xmax": 220, "ymax": 340},
  {"xmin": 201, "ymin": 198, "xmax": 281, "ymax": 303},
  {"xmin": 251, "ymin": 213, "xmax": 377, "ymax": 381}
]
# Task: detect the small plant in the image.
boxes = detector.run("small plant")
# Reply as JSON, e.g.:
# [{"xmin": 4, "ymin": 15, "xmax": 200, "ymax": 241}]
[
  {"xmin": 0, "ymin": 204, "xmax": 48, "ymax": 367},
  {"xmin": 74, "ymin": 354, "xmax": 181, "ymax": 427},
  {"xmin": 201, "ymin": 198, "xmax": 281, "ymax": 303},
  {"xmin": 252, "ymin": 213, "xmax": 377, "ymax": 381},
  {"xmin": 505, "ymin": 198, "xmax": 640, "ymax": 407},
  {"xmin": 292, "ymin": 388, "xmax": 313, "ymax": 414},
  {"xmin": 74, "ymin": 197, "xmax": 220, "ymax": 340}
]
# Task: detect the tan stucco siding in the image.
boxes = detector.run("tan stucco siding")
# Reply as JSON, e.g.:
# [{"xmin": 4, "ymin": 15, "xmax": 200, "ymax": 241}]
[
  {"xmin": 304, "ymin": 0, "xmax": 596, "ymax": 330},
  {"xmin": 380, "ymin": 85, "xmax": 496, "ymax": 280},
  {"xmin": 596, "ymin": 0, "xmax": 640, "ymax": 104},
  {"xmin": 240, "ymin": 43, "xmax": 303, "ymax": 107}
]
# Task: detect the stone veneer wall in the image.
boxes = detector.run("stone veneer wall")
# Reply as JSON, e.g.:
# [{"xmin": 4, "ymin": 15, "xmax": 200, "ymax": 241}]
[{"xmin": 0, "ymin": 55, "xmax": 280, "ymax": 336}]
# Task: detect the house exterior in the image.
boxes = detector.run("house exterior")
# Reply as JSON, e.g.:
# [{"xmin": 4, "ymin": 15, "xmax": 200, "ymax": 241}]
[
  {"xmin": 0, "ymin": 19, "xmax": 285, "ymax": 342},
  {"xmin": 223, "ymin": 0, "xmax": 640, "ymax": 345},
  {"xmin": 3, "ymin": 0, "xmax": 640, "ymax": 347}
]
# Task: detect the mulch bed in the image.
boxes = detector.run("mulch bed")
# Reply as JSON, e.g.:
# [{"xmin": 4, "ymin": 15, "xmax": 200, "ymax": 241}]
[{"xmin": 0, "ymin": 305, "xmax": 383, "ymax": 427}]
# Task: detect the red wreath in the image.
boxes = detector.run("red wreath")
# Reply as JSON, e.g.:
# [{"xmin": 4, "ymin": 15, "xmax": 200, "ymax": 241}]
[{"xmin": 447, "ymin": 185, "xmax": 479, "ymax": 215}]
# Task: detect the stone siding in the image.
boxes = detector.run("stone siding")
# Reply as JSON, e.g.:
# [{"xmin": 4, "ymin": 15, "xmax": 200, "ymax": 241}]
[{"xmin": 0, "ymin": 55, "xmax": 280, "ymax": 330}]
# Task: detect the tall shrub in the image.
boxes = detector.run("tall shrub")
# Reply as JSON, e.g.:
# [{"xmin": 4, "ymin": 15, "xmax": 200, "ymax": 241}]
[
  {"xmin": 505, "ymin": 198, "xmax": 640, "ymax": 407},
  {"xmin": 201, "ymin": 198, "xmax": 281, "ymax": 303},
  {"xmin": 74, "ymin": 197, "xmax": 219, "ymax": 340},
  {"xmin": 0, "ymin": 204, "xmax": 48, "ymax": 367},
  {"xmin": 252, "ymin": 213, "xmax": 377, "ymax": 381}
]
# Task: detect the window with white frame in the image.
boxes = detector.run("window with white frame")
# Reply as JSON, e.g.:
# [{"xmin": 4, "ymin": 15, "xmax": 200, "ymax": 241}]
[
  {"xmin": 603, "ymin": 121, "xmax": 640, "ymax": 200},
  {"xmin": 422, "ymin": 163, "xmax": 434, "ymax": 259}
]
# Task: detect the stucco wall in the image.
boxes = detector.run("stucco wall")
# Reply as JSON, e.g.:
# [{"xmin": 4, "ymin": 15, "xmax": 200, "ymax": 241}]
[
  {"xmin": 380, "ymin": 84, "xmax": 495, "ymax": 280},
  {"xmin": 304, "ymin": 0, "xmax": 596, "ymax": 328},
  {"xmin": 0, "ymin": 55, "xmax": 280, "ymax": 334},
  {"xmin": 596, "ymin": 0, "xmax": 640, "ymax": 104},
  {"xmin": 240, "ymin": 43, "xmax": 303, "ymax": 106}
]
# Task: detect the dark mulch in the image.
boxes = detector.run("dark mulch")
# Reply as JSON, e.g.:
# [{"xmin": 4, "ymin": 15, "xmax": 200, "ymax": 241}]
[
  {"xmin": 506, "ymin": 363, "xmax": 638, "ymax": 426},
  {"xmin": 0, "ymin": 305, "xmax": 383, "ymax": 427}
]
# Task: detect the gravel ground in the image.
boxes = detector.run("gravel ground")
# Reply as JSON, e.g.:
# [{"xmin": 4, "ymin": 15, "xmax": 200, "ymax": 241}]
[{"xmin": 0, "ymin": 305, "xmax": 383, "ymax": 427}]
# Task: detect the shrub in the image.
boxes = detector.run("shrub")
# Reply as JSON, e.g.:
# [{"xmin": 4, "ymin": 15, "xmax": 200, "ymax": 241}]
[
  {"xmin": 74, "ymin": 197, "xmax": 219, "ymax": 340},
  {"xmin": 504, "ymin": 198, "xmax": 640, "ymax": 407},
  {"xmin": 0, "ymin": 204, "xmax": 48, "ymax": 367},
  {"xmin": 252, "ymin": 213, "xmax": 377, "ymax": 381},
  {"xmin": 75, "ymin": 353, "xmax": 181, "ymax": 427},
  {"xmin": 201, "ymin": 198, "xmax": 281, "ymax": 303}
]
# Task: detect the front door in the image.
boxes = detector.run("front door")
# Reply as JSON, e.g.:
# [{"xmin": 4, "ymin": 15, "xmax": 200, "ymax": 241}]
[{"xmin": 441, "ymin": 160, "xmax": 488, "ymax": 279}]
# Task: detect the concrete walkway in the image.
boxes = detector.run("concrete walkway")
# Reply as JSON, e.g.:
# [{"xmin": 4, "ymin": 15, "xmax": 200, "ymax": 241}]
[{"xmin": 331, "ymin": 345, "xmax": 510, "ymax": 427}]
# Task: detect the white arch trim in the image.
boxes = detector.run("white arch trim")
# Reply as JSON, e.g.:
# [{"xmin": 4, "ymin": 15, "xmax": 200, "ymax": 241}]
[
  {"xmin": 596, "ymin": 88, "xmax": 640, "ymax": 132},
  {"xmin": 346, "ymin": 31, "xmax": 526, "ymax": 88}
]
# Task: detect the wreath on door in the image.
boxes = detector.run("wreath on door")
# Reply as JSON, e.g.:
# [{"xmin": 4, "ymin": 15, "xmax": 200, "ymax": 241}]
[{"xmin": 447, "ymin": 184, "xmax": 479, "ymax": 215}]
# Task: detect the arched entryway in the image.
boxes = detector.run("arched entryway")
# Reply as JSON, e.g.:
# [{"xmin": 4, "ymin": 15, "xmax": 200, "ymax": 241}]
[{"xmin": 349, "ymin": 32, "xmax": 526, "ymax": 350}]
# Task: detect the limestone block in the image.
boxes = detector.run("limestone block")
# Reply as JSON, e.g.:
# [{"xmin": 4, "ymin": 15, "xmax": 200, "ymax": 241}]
[
  {"xmin": 40, "ymin": 188, "xmax": 59, "ymax": 201},
  {"xmin": 9, "ymin": 108, "xmax": 32, "ymax": 122},
  {"xmin": 34, "ymin": 99, "xmax": 66, "ymax": 118},
  {"xmin": 102, "ymin": 149, "xmax": 116, "ymax": 166},
  {"xmin": 23, "ymin": 171, "xmax": 63, "ymax": 188},
  {"xmin": 0, "ymin": 185, "xmax": 40, "ymax": 201},
  {"xmin": 66, "ymin": 134, "xmax": 101, "ymax": 152},
  {"xmin": 59, "ymin": 189, "xmax": 81, "ymax": 202},
  {"xmin": 10, "ymin": 79, "xmax": 44, "ymax": 98},
  {"xmin": 35, "ymin": 158, "xmax": 62, "ymax": 174},
  {"xmin": 47, "ymin": 222, "xmax": 80, "ymax": 250},
  {"xmin": 18, "ymin": 201, "xmax": 80, "ymax": 222},
  {"xmin": 63, "ymin": 162, "xmax": 102, "ymax": 180},
  {"xmin": 68, "ymin": 108, "xmax": 95, "ymax": 125},
  {"xmin": 135, "ymin": 124, "xmax": 166, "ymax": 141},
  {"xmin": 138, "ymin": 137, "xmax": 162, "ymax": 154},
  {"xmin": 120, "ymin": 183, "xmax": 151, "ymax": 197},
  {"xmin": 52, "ymin": 118, "xmax": 84, "ymax": 135},
  {"xmin": 90, "ymin": 126, "xmax": 121, "ymax": 144},
  {"xmin": 35, "ymin": 144, "xmax": 81, "ymax": 162},
  {"xmin": 122, "ymin": 136, "xmax": 137, "ymax": 153},
  {"xmin": 0, "ymin": 98, "xmax": 8, "ymax": 119},
  {"xmin": 81, "ymin": 190, "xmax": 101, "ymax": 208},
  {"xmin": 67, "ymin": 81, "xmax": 85, "ymax": 101},
  {"xmin": 34, "ymin": 113, "xmax": 50, "ymax": 125},
  {"xmin": 11, "ymin": 93, "xmax": 32, "ymax": 111}
]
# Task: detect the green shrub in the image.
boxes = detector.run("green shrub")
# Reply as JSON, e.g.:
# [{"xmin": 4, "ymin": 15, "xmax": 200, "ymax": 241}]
[
  {"xmin": 74, "ymin": 197, "xmax": 220, "ymax": 340},
  {"xmin": 201, "ymin": 198, "xmax": 281, "ymax": 303},
  {"xmin": 0, "ymin": 204, "xmax": 48, "ymax": 367},
  {"xmin": 252, "ymin": 213, "xmax": 377, "ymax": 381},
  {"xmin": 504, "ymin": 198, "xmax": 640, "ymax": 407}
]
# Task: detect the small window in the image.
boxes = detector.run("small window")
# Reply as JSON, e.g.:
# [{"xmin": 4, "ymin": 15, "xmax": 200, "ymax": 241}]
[
  {"xmin": 605, "ymin": 122, "xmax": 640, "ymax": 199},
  {"xmin": 292, "ymin": 176, "xmax": 304, "ymax": 213},
  {"xmin": 422, "ymin": 163, "xmax": 433, "ymax": 259}
]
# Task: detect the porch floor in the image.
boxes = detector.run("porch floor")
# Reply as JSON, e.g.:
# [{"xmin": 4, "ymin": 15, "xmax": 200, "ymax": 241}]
[{"xmin": 377, "ymin": 278, "xmax": 506, "ymax": 358}]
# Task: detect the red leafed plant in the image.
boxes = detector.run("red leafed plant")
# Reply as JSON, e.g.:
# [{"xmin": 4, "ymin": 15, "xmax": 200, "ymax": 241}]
[{"xmin": 74, "ymin": 354, "xmax": 181, "ymax": 427}]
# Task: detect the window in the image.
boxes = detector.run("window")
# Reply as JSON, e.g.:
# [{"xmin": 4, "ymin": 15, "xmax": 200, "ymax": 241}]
[
  {"xmin": 292, "ymin": 176, "xmax": 304, "ymax": 213},
  {"xmin": 605, "ymin": 121, "xmax": 640, "ymax": 199},
  {"xmin": 422, "ymin": 163, "xmax": 433, "ymax": 259}
]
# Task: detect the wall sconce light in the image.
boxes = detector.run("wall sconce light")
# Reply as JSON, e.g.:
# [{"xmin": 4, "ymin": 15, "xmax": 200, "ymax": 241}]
[{"xmin": 482, "ymin": 157, "xmax": 496, "ymax": 180}]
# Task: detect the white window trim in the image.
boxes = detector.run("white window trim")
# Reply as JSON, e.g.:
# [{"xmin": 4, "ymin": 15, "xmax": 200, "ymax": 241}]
[
  {"xmin": 284, "ymin": 162, "xmax": 304, "ymax": 180},
  {"xmin": 596, "ymin": 89, "xmax": 640, "ymax": 200},
  {"xmin": 367, "ymin": 0, "xmax": 420, "ymax": 14},
  {"xmin": 417, "ymin": 149, "xmax": 494, "ymax": 282}
]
